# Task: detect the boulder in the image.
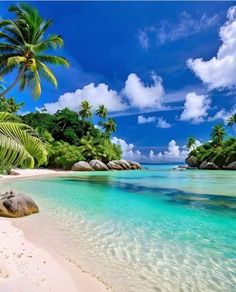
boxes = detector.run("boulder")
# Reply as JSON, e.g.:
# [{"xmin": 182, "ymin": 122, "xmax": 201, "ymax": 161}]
[
  {"xmin": 112, "ymin": 159, "xmax": 132, "ymax": 170},
  {"xmin": 199, "ymin": 161, "xmax": 219, "ymax": 170},
  {"xmin": 71, "ymin": 161, "xmax": 94, "ymax": 171},
  {"xmin": 126, "ymin": 160, "xmax": 142, "ymax": 169},
  {"xmin": 0, "ymin": 191, "xmax": 39, "ymax": 218},
  {"xmin": 223, "ymin": 161, "xmax": 236, "ymax": 170},
  {"xmin": 89, "ymin": 160, "xmax": 109, "ymax": 171},
  {"xmin": 185, "ymin": 155, "xmax": 199, "ymax": 167},
  {"xmin": 107, "ymin": 161, "xmax": 123, "ymax": 170}
]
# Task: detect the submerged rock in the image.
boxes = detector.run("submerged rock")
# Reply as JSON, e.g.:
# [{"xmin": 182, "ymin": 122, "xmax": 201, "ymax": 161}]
[
  {"xmin": 223, "ymin": 161, "xmax": 236, "ymax": 170},
  {"xmin": 71, "ymin": 161, "xmax": 94, "ymax": 171},
  {"xmin": 199, "ymin": 161, "xmax": 220, "ymax": 170},
  {"xmin": 0, "ymin": 191, "xmax": 39, "ymax": 218},
  {"xmin": 89, "ymin": 160, "xmax": 108, "ymax": 171}
]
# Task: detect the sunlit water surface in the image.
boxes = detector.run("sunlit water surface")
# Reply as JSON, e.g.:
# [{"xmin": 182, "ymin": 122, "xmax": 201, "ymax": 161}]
[{"xmin": 1, "ymin": 164, "xmax": 236, "ymax": 291}]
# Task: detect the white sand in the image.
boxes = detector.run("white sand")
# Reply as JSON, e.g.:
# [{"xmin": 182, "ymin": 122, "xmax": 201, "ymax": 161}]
[{"xmin": 0, "ymin": 170, "xmax": 108, "ymax": 292}]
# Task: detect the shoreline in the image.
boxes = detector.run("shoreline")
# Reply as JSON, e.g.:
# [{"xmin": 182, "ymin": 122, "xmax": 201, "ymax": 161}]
[{"xmin": 0, "ymin": 169, "xmax": 108, "ymax": 292}]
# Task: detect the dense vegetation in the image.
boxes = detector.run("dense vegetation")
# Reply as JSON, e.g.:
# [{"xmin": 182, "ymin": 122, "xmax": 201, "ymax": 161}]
[{"xmin": 186, "ymin": 121, "xmax": 236, "ymax": 168}]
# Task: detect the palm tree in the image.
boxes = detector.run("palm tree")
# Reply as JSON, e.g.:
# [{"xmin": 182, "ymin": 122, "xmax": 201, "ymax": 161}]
[
  {"xmin": 96, "ymin": 105, "xmax": 107, "ymax": 120},
  {"xmin": 103, "ymin": 118, "xmax": 117, "ymax": 136},
  {"xmin": 0, "ymin": 4, "xmax": 69, "ymax": 98},
  {"xmin": 0, "ymin": 111, "xmax": 47, "ymax": 171},
  {"xmin": 227, "ymin": 113, "xmax": 236, "ymax": 137},
  {"xmin": 187, "ymin": 137, "xmax": 196, "ymax": 151},
  {"xmin": 211, "ymin": 124, "xmax": 226, "ymax": 146},
  {"xmin": 78, "ymin": 100, "xmax": 92, "ymax": 121}
]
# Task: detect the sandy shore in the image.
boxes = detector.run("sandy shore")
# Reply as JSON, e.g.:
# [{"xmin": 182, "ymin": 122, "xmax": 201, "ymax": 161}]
[{"xmin": 0, "ymin": 169, "xmax": 108, "ymax": 292}]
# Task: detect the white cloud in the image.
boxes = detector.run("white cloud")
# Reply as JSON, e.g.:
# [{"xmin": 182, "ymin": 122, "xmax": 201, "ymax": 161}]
[
  {"xmin": 41, "ymin": 83, "xmax": 127, "ymax": 114},
  {"xmin": 122, "ymin": 72, "xmax": 164, "ymax": 109},
  {"xmin": 138, "ymin": 11, "xmax": 218, "ymax": 48},
  {"xmin": 208, "ymin": 106, "xmax": 236, "ymax": 124},
  {"xmin": 180, "ymin": 92, "xmax": 211, "ymax": 124},
  {"xmin": 156, "ymin": 117, "xmax": 172, "ymax": 128},
  {"xmin": 187, "ymin": 6, "xmax": 236, "ymax": 90},
  {"xmin": 137, "ymin": 115, "xmax": 156, "ymax": 124},
  {"xmin": 112, "ymin": 137, "xmax": 202, "ymax": 163}
]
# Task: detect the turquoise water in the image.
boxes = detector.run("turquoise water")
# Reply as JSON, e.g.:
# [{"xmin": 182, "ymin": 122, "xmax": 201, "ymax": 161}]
[{"xmin": 1, "ymin": 165, "xmax": 236, "ymax": 291}]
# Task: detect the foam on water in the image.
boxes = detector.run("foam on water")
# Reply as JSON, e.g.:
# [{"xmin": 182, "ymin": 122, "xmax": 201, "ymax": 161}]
[{"xmin": 1, "ymin": 165, "xmax": 236, "ymax": 291}]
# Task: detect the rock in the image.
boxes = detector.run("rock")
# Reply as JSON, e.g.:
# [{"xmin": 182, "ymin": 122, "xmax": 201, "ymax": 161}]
[
  {"xmin": 199, "ymin": 161, "xmax": 220, "ymax": 170},
  {"xmin": 0, "ymin": 191, "xmax": 39, "ymax": 218},
  {"xmin": 126, "ymin": 160, "xmax": 142, "ymax": 169},
  {"xmin": 223, "ymin": 161, "xmax": 236, "ymax": 170},
  {"xmin": 185, "ymin": 155, "xmax": 199, "ymax": 167},
  {"xmin": 9, "ymin": 170, "xmax": 20, "ymax": 176},
  {"xmin": 71, "ymin": 161, "xmax": 94, "ymax": 171},
  {"xmin": 113, "ymin": 159, "xmax": 132, "ymax": 170},
  {"xmin": 89, "ymin": 160, "xmax": 108, "ymax": 171},
  {"xmin": 107, "ymin": 161, "xmax": 123, "ymax": 170}
]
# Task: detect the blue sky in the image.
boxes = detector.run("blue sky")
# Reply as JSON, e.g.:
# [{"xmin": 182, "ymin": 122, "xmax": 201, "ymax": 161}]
[{"xmin": 1, "ymin": 1, "xmax": 236, "ymax": 162}]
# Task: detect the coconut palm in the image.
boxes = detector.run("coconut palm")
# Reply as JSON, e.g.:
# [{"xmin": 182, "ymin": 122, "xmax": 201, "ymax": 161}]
[
  {"xmin": 0, "ymin": 111, "xmax": 47, "ymax": 171},
  {"xmin": 103, "ymin": 118, "xmax": 117, "ymax": 136},
  {"xmin": 96, "ymin": 105, "xmax": 107, "ymax": 120},
  {"xmin": 211, "ymin": 124, "xmax": 226, "ymax": 146},
  {"xmin": 78, "ymin": 100, "xmax": 92, "ymax": 121},
  {"xmin": 0, "ymin": 3, "xmax": 69, "ymax": 98},
  {"xmin": 227, "ymin": 113, "xmax": 236, "ymax": 137},
  {"xmin": 187, "ymin": 137, "xmax": 196, "ymax": 151}
]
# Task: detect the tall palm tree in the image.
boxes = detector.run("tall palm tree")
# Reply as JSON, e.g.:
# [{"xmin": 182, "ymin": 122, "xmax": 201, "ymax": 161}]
[
  {"xmin": 227, "ymin": 113, "xmax": 236, "ymax": 137},
  {"xmin": 103, "ymin": 118, "xmax": 117, "ymax": 136},
  {"xmin": 187, "ymin": 137, "xmax": 196, "ymax": 151},
  {"xmin": 96, "ymin": 105, "xmax": 107, "ymax": 120},
  {"xmin": 211, "ymin": 124, "xmax": 226, "ymax": 146},
  {"xmin": 0, "ymin": 3, "xmax": 69, "ymax": 98},
  {"xmin": 78, "ymin": 100, "xmax": 92, "ymax": 121},
  {"xmin": 0, "ymin": 111, "xmax": 47, "ymax": 171}
]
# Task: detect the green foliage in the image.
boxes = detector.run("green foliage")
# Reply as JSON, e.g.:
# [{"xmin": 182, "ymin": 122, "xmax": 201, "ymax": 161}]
[
  {"xmin": 0, "ymin": 96, "xmax": 24, "ymax": 113},
  {"xmin": 0, "ymin": 3, "xmax": 69, "ymax": 98}
]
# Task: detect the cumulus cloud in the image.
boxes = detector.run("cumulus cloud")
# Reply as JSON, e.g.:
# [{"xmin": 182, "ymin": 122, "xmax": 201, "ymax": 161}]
[
  {"xmin": 137, "ymin": 115, "xmax": 156, "ymax": 124},
  {"xmin": 123, "ymin": 73, "xmax": 164, "ymax": 109},
  {"xmin": 180, "ymin": 92, "xmax": 211, "ymax": 124},
  {"xmin": 112, "ymin": 137, "xmax": 201, "ymax": 163},
  {"xmin": 42, "ymin": 83, "xmax": 127, "ymax": 114},
  {"xmin": 187, "ymin": 6, "xmax": 236, "ymax": 89},
  {"xmin": 138, "ymin": 11, "xmax": 218, "ymax": 48},
  {"xmin": 156, "ymin": 117, "xmax": 172, "ymax": 128},
  {"xmin": 208, "ymin": 106, "xmax": 236, "ymax": 124}
]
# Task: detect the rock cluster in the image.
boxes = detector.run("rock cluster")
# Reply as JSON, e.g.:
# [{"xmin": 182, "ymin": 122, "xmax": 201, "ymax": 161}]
[
  {"xmin": 185, "ymin": 157, "xmax": 236, "ymax": 170},
  {"xmin": 0, "ymin": 191, "xmax": 39, "ymax": 218},
  {"xmin": 71, "ymin": 159, "xmax": 142, "ymax": 171}
]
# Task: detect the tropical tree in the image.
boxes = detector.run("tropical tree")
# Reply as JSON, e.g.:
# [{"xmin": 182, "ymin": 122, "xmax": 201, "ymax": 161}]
[
  {"xmin": 96, "ymin": 105, "xmax": 107, "ymax": 120},
  {"xmin": 227, "ymin": 113, "xmax": 236, "ymax": 137},
  {"xmin": 187, "ymin": 137, "xmax": 196, "ymax": 151},
  {"xmin": 0, "ymin": 3, "xmax": 69, "ymax": 98},
  {"xmin": 211, "ymin": 124, "xmax": 226, "ymax": 146},
  {"xmin": 102, "ymin": 118, "xmax": 116, "ymax": 136},
  {"xmin": 78, "ymin": 100, "xmax": 92, "ymax": 121},
  {"xmin": 0, "ymin": 96, "xmax": 24, "ymax": 113},
  {"xmin": 0, "ymin": 111, "xmax": 47, "ymax": 171}
]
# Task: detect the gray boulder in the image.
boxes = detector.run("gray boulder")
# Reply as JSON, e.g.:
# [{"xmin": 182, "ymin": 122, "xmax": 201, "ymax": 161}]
[
  {"xmin": 71, "ymin": 161, "xmax": 94, "ymax": 171},
  {"xmin": 126, "ymin": 160, "xmax": 142, "ymax": 169},
  {"xmin": 223, "ymin": 161, "xmax": 236, "ymax": 170},
  {"xmin": 107, "ymin": 161, "xmax": 123, "ymax": 170},
  {"xmin": 185, "ymin": 155, "xmax": 199, "ymax": 167},
  {"xmin": 113, "ymin": 159, "xmax": 132, "ymax": 170},
  {"xmin": 89, "ymin": 160, "xmax": 108, "ymax": 171},
  {"xmin": 199, "ymin": 161, "xmax": 219, "ymax": 170},
  {"xmin": 0, "ymin": 191, "xmax": 39, "ymax": 218}
]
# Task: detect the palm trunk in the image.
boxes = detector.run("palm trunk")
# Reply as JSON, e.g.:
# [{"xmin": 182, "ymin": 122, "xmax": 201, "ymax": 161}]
[{"xmin": 0, "ymin": 65, "xmax": 25, "ymax": 97}]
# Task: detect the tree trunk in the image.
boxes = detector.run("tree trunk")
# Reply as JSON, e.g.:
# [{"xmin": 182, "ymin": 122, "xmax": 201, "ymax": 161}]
[{"xmin": 0, "ymin": 65, "xmax": 25, "ymax": 97}]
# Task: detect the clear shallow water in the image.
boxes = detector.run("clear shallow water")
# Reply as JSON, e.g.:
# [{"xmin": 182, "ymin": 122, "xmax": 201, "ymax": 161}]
[{"xmin": 1, "ymin": 165, "xmax": 236, "ymax": 291}]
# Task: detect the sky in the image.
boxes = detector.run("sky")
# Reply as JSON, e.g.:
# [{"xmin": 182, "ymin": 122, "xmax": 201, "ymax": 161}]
[{"xmin": 1, "ymin": 1, "xmax": 236, "ymax": 162}]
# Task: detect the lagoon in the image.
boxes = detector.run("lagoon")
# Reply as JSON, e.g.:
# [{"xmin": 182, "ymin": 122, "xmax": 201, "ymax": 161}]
[{"xmin": 1, "ymin": 165, "xmax": 236, "ymax": 291}]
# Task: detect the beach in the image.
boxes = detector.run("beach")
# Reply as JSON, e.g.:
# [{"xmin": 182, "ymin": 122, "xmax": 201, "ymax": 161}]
[{"xmin": 0, "ymin": 170, "xmax": 108, "ymax": 292}]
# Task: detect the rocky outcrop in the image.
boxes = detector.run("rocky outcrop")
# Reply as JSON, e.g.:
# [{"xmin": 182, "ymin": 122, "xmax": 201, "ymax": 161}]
[
  {"xmin": 199, "ymin": 161, "xmax": 220, "ymax": 170},
  {"xmin": 126, "ymin": 160, "xmax": 142, "ymax": 169},
  {"xmin": 71, "ymin": 161, "xmax": 94, "ymax": 171},
  {"xmin": 107, "ymin": 161, "xmax": 123, "ymax": 170},
  {"xmin": 89, "ymin": 160, "xmax": 108, "ymax": 171},
  {"xmin": 223, "ymin": 161, "xmax": 236, "ymax": 170},
  {"xmin": 0, "ymin": 191, "xmax": 39, "ymax": 218},
  {"xmin": 185, "ymin": 155, "xmax": 199, "ymax": 167}
]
